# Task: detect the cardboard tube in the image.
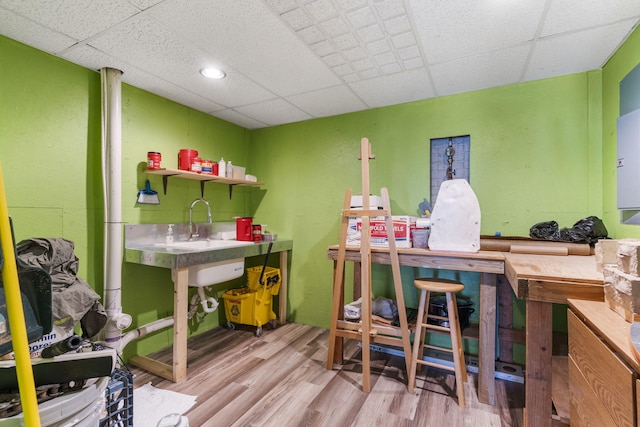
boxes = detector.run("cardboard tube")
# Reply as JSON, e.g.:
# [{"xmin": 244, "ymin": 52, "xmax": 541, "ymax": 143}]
[{"xmin": 510, "ymin": 244, "xmax": 569, "ymax": 256}]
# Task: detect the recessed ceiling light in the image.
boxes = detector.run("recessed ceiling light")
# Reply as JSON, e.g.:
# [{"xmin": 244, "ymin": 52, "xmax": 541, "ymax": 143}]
[{"xmin": 200, "ymin": 67, "xmax": 226, "ymax": 79}]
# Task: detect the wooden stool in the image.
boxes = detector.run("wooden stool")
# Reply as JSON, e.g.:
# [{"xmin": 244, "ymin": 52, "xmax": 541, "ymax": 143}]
[{"xmin": 407, "ymin": 278, "xmax": 468, "ymax": 407}]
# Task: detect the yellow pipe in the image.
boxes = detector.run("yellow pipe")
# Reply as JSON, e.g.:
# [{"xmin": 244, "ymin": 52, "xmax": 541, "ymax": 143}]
[{"xmin": 0, "ymin": 163, "xmax": 41, "ymax": 426}]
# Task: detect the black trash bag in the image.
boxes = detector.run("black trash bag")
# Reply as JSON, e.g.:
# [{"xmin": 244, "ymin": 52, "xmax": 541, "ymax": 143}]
[
  {"xmin": 569, "ymin": 216, "xmax": 608, "ymax": 244},
  {"xmin": 529, "ymin": 220, "xmax": 560, "ymax": 240},
  {"xmin": 529, "ymin": 216, "xmax": 608, "ymax": 245}
]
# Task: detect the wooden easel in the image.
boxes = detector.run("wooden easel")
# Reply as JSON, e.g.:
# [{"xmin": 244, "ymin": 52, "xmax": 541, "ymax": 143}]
[{"xmin": 326, "ymin": 137, "xmax": 412, "ymax": 392}]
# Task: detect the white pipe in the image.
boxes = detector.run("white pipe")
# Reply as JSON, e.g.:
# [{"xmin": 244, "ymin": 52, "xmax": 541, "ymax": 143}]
[
  {"xmin": 118, "ymin": 317, "xmax": 174, "ymax": 351},
  {"xmin": 100, "ymin": 67, "xmax": 128, "ymax": 345},
  {"xmin": 197, "ymin": 287, "xmax": 219, "ymax": 313}
]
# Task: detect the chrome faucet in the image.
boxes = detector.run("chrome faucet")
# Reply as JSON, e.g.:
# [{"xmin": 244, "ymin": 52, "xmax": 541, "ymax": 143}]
[{"xmin": 188, "ymin": 198, "xmax": 212, "ymax": 240}]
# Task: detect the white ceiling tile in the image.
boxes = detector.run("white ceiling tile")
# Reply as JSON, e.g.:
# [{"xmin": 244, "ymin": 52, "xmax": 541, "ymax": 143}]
[
  {"xmin": 150, "ymin": 0, "xmax": 341, "ymax": 97},
  {"xmin": 264, "ymin": 0, "xmax": 298, "ymax": 14},
  {"xmin": 367, "ymin": 38, "xmax": 391, "ymax": 55},
  {"xmin": 0, "ymin": 0, "xmax": 141, "ymax": 40},
  {"xmin": 430, "ymin": 45, "xmax": 530, "ymax": 96},
  {"xmin": 357, "ymin": 24, "xmax": 385, "ymax": 43},
  {"xmin": 63, "ymin": 44, "xmax": 227, "ymax": 113},
  {"xmin": 358, "ymin": 68, "xmax": 380, "ymax": 80},
  {"xmin": 381, "ymin": 63, "xmax": 402, "ymax": 74},
  {"xmin": 0, "ymin": 8, "xmax": 76, "ymax": 53},
  {"xmin": 353, "ymin": 58, "xmax": 375, "ymax": 71},
  {"xmin": 297, "ymin": 25, "xmax": 326, "ymax": 44},
  {"xmin": 286, "ymin": 85, "xmax": 367, "ymax": 117},
  {"xmin": 542, "ymin": 0, "xmax": 640, "ymax": 37},
  {"xmin": 404, "ymin": 57, "xmax": 424, "ymax": 70},
  {"xmin": 374, "ymin": 51, "xmax": 396, "ymax": 66},
  {"xmin": 2, "ymin": 0, "xmax": 639, "ymax": 129},
  {"xmin": 409, "ymin": 0, "xmax": 546, "ymax": 64},
  {"xmin": 211, "ymin": 109, "xmax": 268, "ymax": 130},
  {"xmin": 311, "ymin": 40, "xmax": 336, "ymax": 56},
  {"xmin": 323, "ymin": 53, "xmax": 346, "ymax": 66},
  {"xmin": 234, "ymin": 98, "xmax": 312, "ymax": 126},
  {"xmin": 334, "ymin": 32, "xmax": 359, "ymax": 50},
  {"xmin": 526, "ymin": 20, "xmax": 639, "ymax": 81},
  {"xmin": 350, "ymin": 68, "xmax": 434, "ymax": 107},
  {"xmin": 321, "ymin": 16, "xmax": 350, "ymax": 37},
  {"xmin": 391, "ymin": 31, "xmax": 417, "ymax": 49},
  {"xmin": 347, "ymin": 7, "xmax": 376, "ymax": 29},
  {"xmin": 338, "ymin": 0, "xmax": 368, "ymax": 12},
  {"xmin": 398, "ymin": 45, "xmax": 420, "ymax": 60},
  {"xmin": 333, "ymin": 63, "xmax": 354, "ymax": 75},
  {"xmin": 383, "ymin": 14, "xmax": 412, "ymax": 36},
  {"xmin": 281, "ymin": 8, "xmax": 313, "ymax": 30},
  {"xmin": 87, "ymin": 15, "xmax": 277, "ymax": 107},
  {"xmin": 305, "ymin": 0, "xmax": 338, "ymax": 21},
  {"xmin": 375, "ymin": 0, "xmax": 406, "ymax": 20},
  {"xmin": 343, "ymin": 46, "xmax": 368, "ymax": 61}
]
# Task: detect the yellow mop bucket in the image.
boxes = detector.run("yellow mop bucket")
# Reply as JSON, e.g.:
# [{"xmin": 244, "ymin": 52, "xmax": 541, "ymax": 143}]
[{"xmin": 222, "ymin": 243, "xmax": 281, "ymax": 336}]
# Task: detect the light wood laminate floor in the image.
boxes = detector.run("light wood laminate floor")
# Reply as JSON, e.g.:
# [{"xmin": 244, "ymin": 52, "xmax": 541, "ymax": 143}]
[{"xmin": 128, "ymin": 322, "xmax": 524, "ymax": 427}]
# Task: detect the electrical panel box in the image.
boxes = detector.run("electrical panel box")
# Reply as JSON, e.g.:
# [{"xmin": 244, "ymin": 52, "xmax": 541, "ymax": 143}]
[{"xmin": 617, "ymin": 109, "xmax": 640, "ymax": 209}]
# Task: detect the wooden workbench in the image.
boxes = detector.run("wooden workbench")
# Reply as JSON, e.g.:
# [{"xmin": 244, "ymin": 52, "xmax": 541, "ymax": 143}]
[
  {"xmin": 327, "ymin": 245, "xmax": 505, "ymax": 405},
  {"xmin": 327, "ymin": 246, "xmax": 605, "ymax": 425},
  {"xmin": 504, "ymin": 253, "xmax": 604, "ymax": 427}
]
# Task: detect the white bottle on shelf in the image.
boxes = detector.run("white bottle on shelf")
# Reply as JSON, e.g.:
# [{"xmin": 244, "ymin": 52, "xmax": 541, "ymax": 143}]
[
  {"xmin": 218, "ymin": 158, "xmax": 226, "ymax": 177},
  {"xmin": 226, "ymin": 160, "xmax": 233, "ymax": 178}
]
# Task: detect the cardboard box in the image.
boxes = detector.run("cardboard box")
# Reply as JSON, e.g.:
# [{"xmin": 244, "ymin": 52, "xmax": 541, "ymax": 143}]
[{"xmin": 347, "ymin": 216, "xmax": 415, "ymax": 248}]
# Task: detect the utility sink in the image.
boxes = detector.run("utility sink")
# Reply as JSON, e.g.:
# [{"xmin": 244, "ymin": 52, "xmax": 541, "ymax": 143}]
[{"xmin": 161, "ymin": 239, "xmax": 254, "ymax": 287}]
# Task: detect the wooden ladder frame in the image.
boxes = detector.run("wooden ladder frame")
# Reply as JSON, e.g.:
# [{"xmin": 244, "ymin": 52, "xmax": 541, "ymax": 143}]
[{"xmin": 326, "ymin": 137, "xmax": 412, "ymax": 392}]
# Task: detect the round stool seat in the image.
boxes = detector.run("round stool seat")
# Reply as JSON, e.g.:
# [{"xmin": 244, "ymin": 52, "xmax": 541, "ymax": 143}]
[{"xmin": 413, "ymin": 277, "xmax": 464, "ymax": 293}]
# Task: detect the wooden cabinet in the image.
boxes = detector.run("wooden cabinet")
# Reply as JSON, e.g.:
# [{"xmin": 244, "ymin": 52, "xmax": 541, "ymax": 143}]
[{"xmin": 568, "ymin": 299, "xmax": 640, "ymax": 427}]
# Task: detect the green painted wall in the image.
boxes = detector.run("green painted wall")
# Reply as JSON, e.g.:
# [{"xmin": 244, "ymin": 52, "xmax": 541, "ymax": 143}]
[{"xmin": 2, "ymin": 24, "xmax": 639, "ymax": 364}]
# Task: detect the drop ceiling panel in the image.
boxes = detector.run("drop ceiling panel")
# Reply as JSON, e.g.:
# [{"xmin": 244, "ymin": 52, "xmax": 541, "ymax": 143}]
[
  {"xmin": 286, "ymin": 85, "xmax": 367, "ymax": 117},
  {"xmin": 234, "ymin": 98, "xmax": 312, "ymax": 126},
  {"xmin": 542, "ymin": 0, "xmax": 640, "ymax": 37},
  {"xmin": 408, "ymin": 0, "xmax": 546, "ymax": 64},
  {"xmin": 87, "ymin": 15, "xmax": 277, "ymax": 107},
  {"xmin": 0, "ymin": 0, "xmax": 142, "ymax": 41},
  {"xmin": 0, "ymin": 8, "xmax": 75, "ymax": 53},
  {"xmin": 149, "ymin": 0, "xmax": 341, "ymax": 97},
  {"xmin": 431, "ymin": 45, "xmax": 530, "ymax": 96},
  {"xmin": 211, "ymin": 109, "xmax": 268, "ymax": 130},
  {"xmin": 526, "ymin": 20, "xmax": 639, "ymax": 82},
  {"xmin": 349, "ymin": 67, "xmax": 434, "ymax": 107},
  {"xmin": 1, "ymin": 0, "xmax": 639, "ymax": 129}
]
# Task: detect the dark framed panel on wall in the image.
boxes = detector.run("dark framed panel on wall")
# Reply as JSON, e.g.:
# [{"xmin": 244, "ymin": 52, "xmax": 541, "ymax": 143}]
[{"xmin": 430, "ymin": 135, "xmax": 470, "ymax": 206}]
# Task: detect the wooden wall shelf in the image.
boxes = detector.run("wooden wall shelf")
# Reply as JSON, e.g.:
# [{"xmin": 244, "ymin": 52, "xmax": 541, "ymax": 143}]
[{"xmin": 144, "ymin": 168, "xmax": 263, "ymax": 198}]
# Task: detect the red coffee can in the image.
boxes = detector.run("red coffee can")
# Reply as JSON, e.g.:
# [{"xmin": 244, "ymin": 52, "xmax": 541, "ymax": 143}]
[
  {"xmin": 252, "ymin": 224, "xmax": 262, "ymax": 242},
  {"xmin": 178, "ymin": 149, "xmax": 198, "ymax": 171},
  {"xmin": 147, "ymin": 152, "xmax": 162, "ymax": 169}
]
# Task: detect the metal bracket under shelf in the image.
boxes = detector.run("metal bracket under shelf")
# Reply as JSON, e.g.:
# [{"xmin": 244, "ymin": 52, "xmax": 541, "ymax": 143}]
[{"xmin": 160, "ymin": 175, "xmax": 236, "ymax": 199}]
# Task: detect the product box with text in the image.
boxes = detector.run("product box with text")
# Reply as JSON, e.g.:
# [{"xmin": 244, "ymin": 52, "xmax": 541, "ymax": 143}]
[{"xmin": 346, "ymin": 216, "xmax": 416, "ymax": 248}]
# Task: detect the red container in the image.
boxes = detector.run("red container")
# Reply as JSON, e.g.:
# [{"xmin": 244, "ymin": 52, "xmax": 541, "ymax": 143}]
[
  {"xmin": 212, "ymin": 162, "xmax": 219, "ymax": 176},
  {"xmin": 236, "ymin": 217, "xmax": 253, "ymax": 241},
  {"xmin": 178, "ymin": 149, "xmax": 198, "ymax": 171},
  {"xmin": 147, "ymin": 152, "xmax": 162, "ymax": 169},
  {"xmin": 252, "ymin": 224, "xmax": 262, "ymax": 242}
]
